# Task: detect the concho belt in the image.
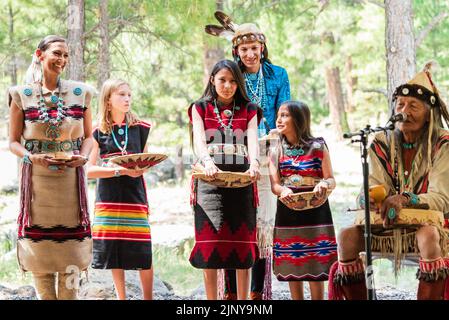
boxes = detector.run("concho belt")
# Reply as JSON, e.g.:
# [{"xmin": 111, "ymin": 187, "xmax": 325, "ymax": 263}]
[
  {"xmin": 282, "ymin": 174, "xmax": 321, "ymax": 188},
  {"xmin": 207, "ymin": 144, "xmax": 248, "ymax": 157},
  {"xmin": 24, "ymin": 139, "xmax": 82, "ymax": 153}
]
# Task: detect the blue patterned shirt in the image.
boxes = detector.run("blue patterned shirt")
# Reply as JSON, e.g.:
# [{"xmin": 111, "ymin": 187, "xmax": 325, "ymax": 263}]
[{"xmin": 245, "ymin": 61, "xmax": 291, "ymax": 136}]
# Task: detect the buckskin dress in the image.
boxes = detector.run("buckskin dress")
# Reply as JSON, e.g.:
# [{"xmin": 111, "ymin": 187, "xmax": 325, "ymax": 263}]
[{"xmin": 7, "ymin": 80, "xmax": 94, "ymax": 273}]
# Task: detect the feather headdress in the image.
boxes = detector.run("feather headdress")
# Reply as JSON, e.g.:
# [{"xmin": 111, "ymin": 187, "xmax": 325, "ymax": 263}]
[{"xmin": 205, "ymin": 11, "xmax": 266, "ymax": 47}]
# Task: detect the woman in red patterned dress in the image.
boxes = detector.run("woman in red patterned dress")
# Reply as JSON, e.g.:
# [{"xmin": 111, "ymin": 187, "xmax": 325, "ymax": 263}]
[
  {"xmin": 188, "ymin": 59, "xmax": 260, "ymax": 300},
  {"xmin": 269, "ymin": 101, "xmax": 337, "ymax": 300}
]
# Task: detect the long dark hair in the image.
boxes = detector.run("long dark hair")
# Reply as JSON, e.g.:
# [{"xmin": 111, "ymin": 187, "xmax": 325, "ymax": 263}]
[
  {"xmin": 197, "ymin": 59, "xmax": 250, "ymax": 105},
  {"xmin": 279, "ymin": 100, "xmax": 314, "ymax": 145},
  {"xmin": 189, "ymin": 59, "xmax": 251, "ymax": 153}
]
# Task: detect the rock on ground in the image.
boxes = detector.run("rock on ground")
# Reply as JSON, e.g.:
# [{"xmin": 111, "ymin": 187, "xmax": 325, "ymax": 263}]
[
  {"xmin": 79, "ymin": 268, "xmax": 180, "ymax": 300},
  {"xmin": 0, "ymin": 284, "xmax": 37, "ymax": 300}
]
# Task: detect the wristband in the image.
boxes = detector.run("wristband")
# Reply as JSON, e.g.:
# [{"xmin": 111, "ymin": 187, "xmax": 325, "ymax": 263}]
[
  {"xmin": 321, "ymin": 179, "xmax": 331, "ymax": 188},
  {"xmin": 201, "ymin": 155, "xmax": 213, "ymax": 165},
  {"xmin": 358, "ymin": 195, "xmax": 365, "ymax": 208},
  {"xmin": 23, "ymin": 153, "xmax": 33, "ymax": 165},
  {"xmin": 80, "ymin": 154, "xmax": 89, "ymax": 164},
  {"xmin": 402, "ymin": 191, "xmax": 419, "ymax": 205}
]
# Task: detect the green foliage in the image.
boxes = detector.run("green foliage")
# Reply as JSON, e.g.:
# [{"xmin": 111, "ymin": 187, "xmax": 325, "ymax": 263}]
[
  {"xmin": 1, "ymin": 0, "xmax": 449, "ymax": 144},
  {"xmin": 0, "ymin": 254, "xmax": 33, "ymax": 286},
  {"xmin": 152, "ymin": 241, "xmax": 202, "ymax": 296}
]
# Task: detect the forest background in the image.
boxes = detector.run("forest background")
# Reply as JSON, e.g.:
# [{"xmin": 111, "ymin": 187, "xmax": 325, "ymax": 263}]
[
  {"xmin": 1, "ymin": 0, "xmax": 449, "ymax": 144},
  {"xmin": 0, "ymin": 0, "xmax": 448, "ymax": 299}
]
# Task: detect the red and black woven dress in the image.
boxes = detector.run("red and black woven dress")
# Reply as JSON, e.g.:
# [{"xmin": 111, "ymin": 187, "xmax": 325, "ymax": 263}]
[{"xmin": 188, "ymin": 100, "xmax": 259, "ymax": 269}]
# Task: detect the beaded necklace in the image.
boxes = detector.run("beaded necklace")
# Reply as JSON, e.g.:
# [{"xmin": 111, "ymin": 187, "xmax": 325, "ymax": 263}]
[
  {"xmin": 402, "ymin": 145, "xmax": 417, "ymax": 189},
  {"xmin": 244, "ymin": 68, "xmax": 266, "ymax": 111},
  {"xmin": 282, "ymin": 140, "xmax": 305, "ymax": 165},
  {"xmin": 402, "ymin": 142, "xmax": 416, "ymax": 149},
  {"xmin": 38, "ymin": 80, "xmax": 67, "ymax": 139},
  {"xmin": 111, "ymin": 120, "xmax": 129, "ymax": 155},
  {"xmin": 402, "ymin": 158, "xmax": 415, "ymax": 189},
  {"xmin": 213, "ymin": 99, "xmax": 235, "ymax": 136}
]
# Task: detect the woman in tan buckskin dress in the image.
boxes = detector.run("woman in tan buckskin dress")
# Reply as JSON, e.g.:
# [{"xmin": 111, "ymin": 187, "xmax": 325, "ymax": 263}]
[{"xmin": 8, "ymin": 35, "xmax": 95, "ymax": 300}]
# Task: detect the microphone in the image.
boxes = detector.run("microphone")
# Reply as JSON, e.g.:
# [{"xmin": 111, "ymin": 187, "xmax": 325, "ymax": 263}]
[{"xmin": 389, "ymin": 112, "xmax": 407, "ymax": 123}]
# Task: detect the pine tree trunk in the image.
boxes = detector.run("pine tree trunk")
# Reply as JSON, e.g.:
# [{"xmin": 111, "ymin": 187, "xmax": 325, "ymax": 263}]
[
  {"xmin": 345, "ymin": 55, "xmax": 356, "ymax": 112},
  {"xmin": 385, "ymin": 0, "xmax": 416, "ymax": 109},
  {"xmin": 175, "ymin": 145, "xmax": 184, "ymax": 182},
  {"xmin": 325, "ymin": 67, "xmax": 349, "ymax": 140},
  {"xmin": 8, "ymin": 2, "xmax": 17, "ymax": 85},
  {"xmin": 67, "ymin": 0, "xmax": 85, "ymax": 81},
  {"xmin": 321, "ymin": 31, "xmax": 349, "ymax": 139},
  {"xmin": 98, "ymin": 0, "xmax": 110, "ymax": 89},
  {"xmin": 203, "ymin": 46, "xmax": 225, "ymax": 85},
  {"xmin": 203, "ymin": 0, "xmax": 225, "ymax": 85}
]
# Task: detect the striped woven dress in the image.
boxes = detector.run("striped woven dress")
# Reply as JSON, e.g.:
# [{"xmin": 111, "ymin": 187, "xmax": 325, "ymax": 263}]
[
  {"xmin": 91, "ymin": 121, "xmax": 152, "ymax": 270},
  {"xmin": 273, "ymin": 137, "xmax": 337, "ymax": 281}
]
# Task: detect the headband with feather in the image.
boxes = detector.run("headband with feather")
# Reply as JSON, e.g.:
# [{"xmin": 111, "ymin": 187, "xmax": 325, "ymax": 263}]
[
  {"xmin": 393, "ymin": 61, "xmax": 449, "ymax": 125},
  {"xmin": 205, "ymin": 11, "xmax": 266, "ymax": 47}
]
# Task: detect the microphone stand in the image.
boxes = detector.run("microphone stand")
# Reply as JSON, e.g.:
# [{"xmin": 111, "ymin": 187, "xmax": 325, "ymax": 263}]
[{"xmin": 343, "ymin": 122, "xmax": 394, "ymax": 301}]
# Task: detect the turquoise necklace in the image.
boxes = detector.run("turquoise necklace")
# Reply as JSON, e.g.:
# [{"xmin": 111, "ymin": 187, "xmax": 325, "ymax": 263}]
[
  {"xmin": 38, "ymin": 80, "xmax": 66, "ymax": 139},
  {"xmin": 402, "ymin": 142, "xmax": 416, "ymax": 149},
  {"xmin": 283, "ymin": 140, "xmax": 305, "ymax": 165},
  {"xmin": 284, "ymin": 145, "xmax": 305, "ymax": 156},
  {"xmin": 213, "ymin": 99, "xmax": 235, "ymax": 136},
  {"xmin": 403, "ymin": 159, "xmax": 415, "ymax": 188},
  {"xmin": 111, "ymin": 120, "xmax": 128, "ymax": 155},
  {"xmin": 244, "ymin": 68, "xmax": 266, "ymax": 111}
]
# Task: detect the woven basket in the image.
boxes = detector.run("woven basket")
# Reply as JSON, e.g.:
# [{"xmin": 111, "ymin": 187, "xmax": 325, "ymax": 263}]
[
  {"xmin": 49, "ymin": 152, "xmax": 72, "ymax": 161},
  {"xmin": 279, "ymin": 190, "xmax": 332, "ymax": 211},
  {"xmin": 192, "ymin": 166, "xmax": 253, "ymax": 188},
  {"xmin": 354, "ymin": 208, "xmax": 444, "ymax": 227},
  {"xmin": 109, "ymin": 153, "xmax": 167, "ymax": 170}
]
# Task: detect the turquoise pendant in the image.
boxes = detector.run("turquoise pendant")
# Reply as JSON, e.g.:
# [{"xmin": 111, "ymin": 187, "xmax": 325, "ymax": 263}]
[
  {"xmin": 402, "ymin": 142, "xmax": 415, "ymax": 149},
  {"xmin": 45, "ymin": 124, "xmax": 60, "ymax": 139},
  {"xmin": 118, "ymin": 128, "xmax": 125, "ymax": 135},
  {"xmin": 223, "ymin": 109, "xmax": 233, "ymax": 118},
  {"xmin": 23, "ymin": 88, "xmax": 33, "ymax": 96},
  {"xmin": 73, "ymin": 87, "xmax": 82, "ymax": 96},
  {"xmin": 50, "ymin": 95, "xmax": 59, "ymax": 104}
]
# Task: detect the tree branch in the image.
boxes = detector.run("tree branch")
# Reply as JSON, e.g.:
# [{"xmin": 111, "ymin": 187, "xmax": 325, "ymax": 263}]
[
  {"xmin": 352, "ymin": 0, "xmax": 384, "ymax": 9},
  {"xmin": 415, "ymin": 12, "xmax": 449, "ymax": 49},
  {"xmin": 83, "ymin": 23, "xmax": 100, "ymax": 40},
  {"xmin": 360, "ymin": 87, "xmax": 387, "ymax": 97},
  {"xmin": 367, "ymin": 0, "xmax": 384, "ymax": 8}
]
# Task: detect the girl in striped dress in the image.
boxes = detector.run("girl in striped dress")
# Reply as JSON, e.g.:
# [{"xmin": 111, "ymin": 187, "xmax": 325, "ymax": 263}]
[
  {"xmin": 269, "ymin": 101, "xmax": 337, "ymax": 300},
  {"xmin": 87, "ymin": 79, "xmax": 153, "ymax": 300}
]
